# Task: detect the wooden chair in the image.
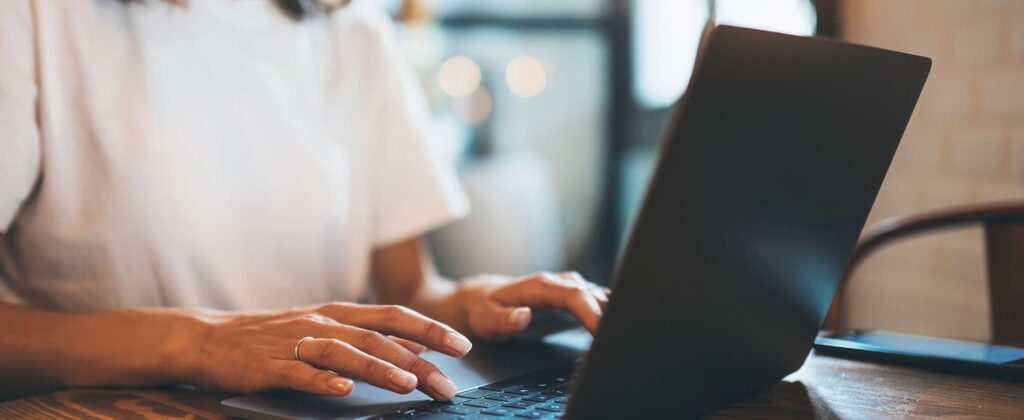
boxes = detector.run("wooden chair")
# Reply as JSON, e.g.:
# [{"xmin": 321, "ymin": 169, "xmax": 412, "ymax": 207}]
[{"xmin": 824, "ymin": 201, "xmax": 1024, "ymax": 342}]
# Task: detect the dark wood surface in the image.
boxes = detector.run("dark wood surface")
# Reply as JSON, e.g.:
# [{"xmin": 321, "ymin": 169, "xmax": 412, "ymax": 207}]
[{"xmin": 3, "ymin": 353, "xmax": 1022, "ymax": 419}]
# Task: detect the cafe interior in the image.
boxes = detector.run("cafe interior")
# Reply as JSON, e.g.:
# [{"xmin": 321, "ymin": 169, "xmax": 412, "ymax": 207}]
[
  {"xmin": 411, "ymin": 0, "xmax": 1024, "ymax": 343},
  {"xmin": 1, "ymin": 0, "xmax": 1023, "ymax": 418}
]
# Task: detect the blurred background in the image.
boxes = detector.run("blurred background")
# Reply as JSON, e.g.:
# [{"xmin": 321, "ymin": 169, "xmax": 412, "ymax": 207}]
[{"xmin": 375, "ymin": 0, "xmax": 1023, "ymax": 342}]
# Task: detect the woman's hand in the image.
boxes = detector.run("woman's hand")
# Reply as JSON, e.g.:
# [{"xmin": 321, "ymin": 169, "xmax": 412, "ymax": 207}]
[
  {"xmin": 454, "ymin": 272, "xmax": 610, "ymax": 340},
  {"xmin": 186, "ymin": 303, "xmax": 472, "ymax": 400}
]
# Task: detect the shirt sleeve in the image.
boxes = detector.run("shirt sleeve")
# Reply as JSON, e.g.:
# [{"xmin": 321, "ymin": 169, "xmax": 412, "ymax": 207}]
[
  {"xmin": 0, "ymin": 0, "xmax": 42, "ymax": 233},
  {"xmin": 363, "ymin": 15, "xmax": 469, "ymax": 248}
]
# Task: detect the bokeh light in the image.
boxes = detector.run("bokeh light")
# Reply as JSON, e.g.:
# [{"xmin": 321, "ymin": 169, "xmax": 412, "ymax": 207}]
[
  {"xmin": 438, "ymin": 55, "xmax": 482, "ymax": 98},
  {"xmin": 453, "ymin": 86, "xmax": 493, "ymax": 126},
  {"xmin": 505, "ymin": 55, "xmax": 547, "ymax": 98}
]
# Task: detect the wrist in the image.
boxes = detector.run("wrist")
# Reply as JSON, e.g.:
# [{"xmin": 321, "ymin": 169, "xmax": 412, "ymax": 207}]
[
  {"xmin": 450, "ymin": 275, "xmax": 509, "ymax": 338},
  {"xmin": 448, "ymin": 282, "xmax": 473, "ymax": 335},
  {"xmin": 153, "ymin": 308, "xmax": 216, "ymax": 386}
]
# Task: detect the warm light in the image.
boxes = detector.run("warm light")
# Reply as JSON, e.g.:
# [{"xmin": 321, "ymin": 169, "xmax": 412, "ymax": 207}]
[
  {"xmin": 505, "ymin": 55, "xmax": 547, "ymax": 98},
  {"xmin": 633, "ymin": 0, "xmax": 709, "ymax": 108},
  {"xmin": 438, "ymin": 55, "xmax": 481, "ymax": 98},
  {"xmin": 715, "ymin": 0, "xmax": 816, "ymax": 36},
  {"xmin": 453, "ymin": 86, "xmax": 493, "ymax": 126}
]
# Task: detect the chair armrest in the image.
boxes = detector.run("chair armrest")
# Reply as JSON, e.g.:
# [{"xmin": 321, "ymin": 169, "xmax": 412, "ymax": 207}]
[{"xmin": 847, "ymin": 201, "xmax": 1024, "ymax": 275}]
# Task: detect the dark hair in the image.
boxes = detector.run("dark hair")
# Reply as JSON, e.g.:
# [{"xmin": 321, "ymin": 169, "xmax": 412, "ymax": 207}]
[{"xmin": 117, "ymin": 0, "xmax": 349, "ymax": 20}]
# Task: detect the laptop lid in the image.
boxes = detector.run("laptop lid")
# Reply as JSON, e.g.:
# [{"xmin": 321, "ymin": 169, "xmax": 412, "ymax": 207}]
[{"xmin": 566, "ymin": 25, "xmax": 930, "ymax": 418}]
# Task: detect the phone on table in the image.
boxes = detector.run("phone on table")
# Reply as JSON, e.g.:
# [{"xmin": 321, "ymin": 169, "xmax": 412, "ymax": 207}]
[{"xmin": 814, "ymin": 330, "xmax": 1024, "ymax": 380}]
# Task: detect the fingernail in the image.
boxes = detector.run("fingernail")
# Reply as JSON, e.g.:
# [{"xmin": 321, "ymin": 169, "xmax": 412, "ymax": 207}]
[
  {"xmin": 328, "ymin": 377, "xmax": 353, "ymax": 394},
  {"xmin": 509, "ymin": 308, "xmax": 531, "ymax": 328},
  {"xmin": 428, "ymin": 372, "xmax": 458, "ymax": 400},
  {"xmin": 444, "ymin": 331, "xmax": 472, "ymax": 356},
  {"xmin": 388, "ymin": 369, "xmax": 418, "ymax": 391}
]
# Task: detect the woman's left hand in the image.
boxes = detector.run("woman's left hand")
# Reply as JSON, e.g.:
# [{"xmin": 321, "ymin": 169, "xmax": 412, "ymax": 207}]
[{"xmin": 453, "ymin": 272, "xmax": 610, "ymax": 340}]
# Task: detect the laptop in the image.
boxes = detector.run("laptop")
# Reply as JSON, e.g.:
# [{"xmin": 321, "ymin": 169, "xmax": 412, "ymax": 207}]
[{"xmin": 222, "ymin": 25, "xmax": 931, "ymax": 419}]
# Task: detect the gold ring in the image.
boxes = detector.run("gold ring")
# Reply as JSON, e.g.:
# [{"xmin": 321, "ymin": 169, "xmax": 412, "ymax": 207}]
[{"xmin": 294, "ymin": 336, "xmax": 315, "ymax": 361}]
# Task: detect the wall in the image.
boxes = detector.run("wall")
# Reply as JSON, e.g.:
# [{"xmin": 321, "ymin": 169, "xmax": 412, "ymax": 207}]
[{"xmin": 840, "ymin": 0, "xmax": 1024, "ymax": 340}]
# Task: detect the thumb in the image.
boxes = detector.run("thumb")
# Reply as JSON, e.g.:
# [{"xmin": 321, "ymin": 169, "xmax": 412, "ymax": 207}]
[{"xmin": 470, "ymin": 303, "xmax": 532, "ymax": 340}]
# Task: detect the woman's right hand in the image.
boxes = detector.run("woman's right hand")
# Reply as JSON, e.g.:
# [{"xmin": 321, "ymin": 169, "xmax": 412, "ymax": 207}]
[{"xmin": 184, "ymin": 302, "xmax": 473, "ymax": 400}]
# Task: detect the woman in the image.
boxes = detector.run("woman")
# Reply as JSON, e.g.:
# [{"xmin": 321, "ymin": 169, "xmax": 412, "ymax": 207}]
[{"xmin": 0, "ymin": 0, "xmax": 608, "ymax": 401}]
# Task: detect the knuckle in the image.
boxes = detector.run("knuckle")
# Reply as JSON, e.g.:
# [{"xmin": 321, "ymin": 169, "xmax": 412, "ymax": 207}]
[
  {"xmin": 285, "ymin": 318, "xmax": 312, "ymax": 329},
  {"xmin": 317, "ymin": 301, "xmax": 352, "ymax": 316},
  {"xmin": 301, "ymin": 313, "xmax": 330, "ymax": 324},
  {"xmin": 565, "ymin": 285, "xmax": 590, "ymax": 300},
  {"xmin": 523, "ymin": 272, "xmax": 544, "ymax": 282},
  {"xmin": 317, "ymin": 339, "xmax": 347, "ymax": 361},
  {"xmin": 536, "ymin": 272, "xmax": 561, "ymax": 286},
  {"xmin": 365, "ymin": 358, "xmax": 388, "ymax": 380},
  {"xmin": 561, "ymin": 271, "xmax": 585, "ymax": 282},
  {"xmin": 424, "ymin": 320, "xmax": 445, "ymax": 340},
  {"xmin": 406, "ymin": 357, "xmax": 436, "ymax": 375},
  {"xmin": 358, "ymin": 330, "xmax": 388, "ymax": 350},
  {"xmin": 383, "ymin": 305, "xmax": 410, "ymax": 322}
]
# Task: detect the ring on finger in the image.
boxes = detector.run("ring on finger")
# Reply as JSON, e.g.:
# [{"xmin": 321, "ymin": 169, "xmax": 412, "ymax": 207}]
[{"xmin": 294, "ymin": 336, "xmax": 315, "ymax": 361}]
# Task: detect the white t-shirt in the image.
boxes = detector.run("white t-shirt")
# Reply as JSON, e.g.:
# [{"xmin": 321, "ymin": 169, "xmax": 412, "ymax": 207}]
[{"xmin": 0, "ymin": 0, "xmax": 468, "ymax": 311}]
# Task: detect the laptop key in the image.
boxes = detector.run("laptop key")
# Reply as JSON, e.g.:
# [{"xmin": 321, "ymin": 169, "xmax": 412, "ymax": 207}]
[
  {"xmin": 480, "ymin": 383, "xmax": 523, "ymax": 392},
  {"xmin": 535, "ymin": 403, "xmax": 566, "ymax": 412},
  {"xmin": 524, "ymin": 383, "xmax": 551, "ymax": 392},
  {"xmin": 442, "ymin": 405, "xmax": 480, "ymax": 415},
  {"xmin": 504, "ymin": 388, "xmax": 535, "ymax": 396},
  {"xmin": 513, "ymin": 411, "xmax": 547, "ymax": 419},
  {"xmin": 464, "ymin": 399, "xmax": 502, "ymax": 408},
  {"xmin": 484, "ymin": 393, "xmax": 520, "ymax": 402},
  {"xmin": 522, "ymin": 394, "xmax": 556, "ymax": 403},
  {"xmin": 481, "ymin": 407, "xmax": 515, "ymax": 416},
  {"xmin": 503, "ymin": 400, "xmax": 539, "ymax": 409},
  {"xmin": 457, "ymin": 389, "xmax": 497, "ymax": 399}
]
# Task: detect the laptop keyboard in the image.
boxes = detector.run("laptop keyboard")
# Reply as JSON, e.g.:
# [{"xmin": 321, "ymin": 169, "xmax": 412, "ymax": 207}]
[{"xmin": 374, "ymin": 364, "xmax": 575, "ymax": 419}]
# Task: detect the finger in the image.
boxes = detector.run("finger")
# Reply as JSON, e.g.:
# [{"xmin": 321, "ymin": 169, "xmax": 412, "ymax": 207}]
[
  {"xmin": 590, "ymin": 288, "xmax": 609, "ymax": 311},
  {"xmin": 492, "ymin": 273, "xmax": 603, "ymax": 333},
  {"xmin": 338, "ymin": 327, "xmax": 458, "ymax": 400},
  {"xmin": 297, "ymin": 337, "xmax": 419, "ymax": 394},
  {"xmin": 558, "ymin": 272, "xmax": 610, "ymax": 312},
  {"xmin": 468, "ymin": 302, "xmax": 532, "ymax": 340},
  {"xmin": 267, "ymin": 360, "xmax": 354, "ymax": 396},
  {"xmin": 318, "ymin": 304, "xmax": 472, "ymax": 357},
  {"xmin": 389, "ymin": 335, "xmax": 428, "ymax": 354}
]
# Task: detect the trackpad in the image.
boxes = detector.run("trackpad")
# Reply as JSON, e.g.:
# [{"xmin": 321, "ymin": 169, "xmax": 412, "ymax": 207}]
[{"xmin": 221, "ymin": 329, "xmax": 591, "ymax": 419}]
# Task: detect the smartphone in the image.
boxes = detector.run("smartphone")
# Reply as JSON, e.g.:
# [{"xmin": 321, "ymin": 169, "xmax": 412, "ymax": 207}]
[{"xmin": 814, "ymin": 330, "xmax": 1024, "ymax": 380}]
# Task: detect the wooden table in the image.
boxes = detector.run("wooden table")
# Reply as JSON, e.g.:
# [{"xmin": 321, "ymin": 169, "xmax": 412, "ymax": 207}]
[{"xmin": 3, "ymin": 353, "xmax": 1022, "ymax": 419}]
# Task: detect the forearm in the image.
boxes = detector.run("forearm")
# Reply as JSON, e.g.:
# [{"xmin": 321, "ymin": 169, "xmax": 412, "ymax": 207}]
[
  {"xmin": 371, "ymin": 238, "xmax": 468, "ymax": 332},
  {"xmin": 401, "ymin": 275, "xmax": 463, "ymax": 331},
  {"xmin": 0, "ymin": 302, "xmax": 202, "ymax": 398}
]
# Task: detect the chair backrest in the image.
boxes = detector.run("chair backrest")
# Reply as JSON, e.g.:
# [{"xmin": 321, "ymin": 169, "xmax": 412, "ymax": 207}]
[{"xmin": 824, "ymin": 201, "xmax": 1024, "ymax": 342}]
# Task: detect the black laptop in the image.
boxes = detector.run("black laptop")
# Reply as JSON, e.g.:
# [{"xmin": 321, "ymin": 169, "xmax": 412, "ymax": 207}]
[{"xmin": 221, "ymin": 25, "xmax": 931, "ymax": 419}]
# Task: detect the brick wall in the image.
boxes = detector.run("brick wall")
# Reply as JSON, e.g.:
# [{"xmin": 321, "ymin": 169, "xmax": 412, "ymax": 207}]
[{"xmin": 841, "ymin": 0, "xmax": 1024, "ymax": 340}]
